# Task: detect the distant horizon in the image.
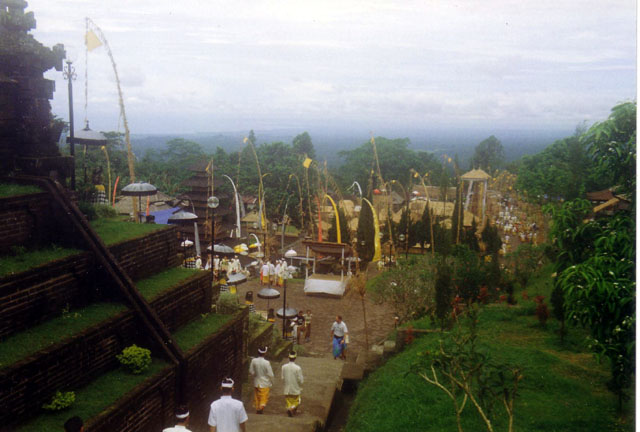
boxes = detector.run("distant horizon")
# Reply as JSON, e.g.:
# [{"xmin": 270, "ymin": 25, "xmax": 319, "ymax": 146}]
[{"xmin": 28, "ymin": 0, "xmax": 634, "ymax": 137}]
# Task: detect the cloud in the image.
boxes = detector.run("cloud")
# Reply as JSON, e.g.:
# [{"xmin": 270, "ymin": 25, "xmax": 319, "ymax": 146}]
[{"xmin": 29, "ymin": 0, "xmax": 636, "ymax": 134}]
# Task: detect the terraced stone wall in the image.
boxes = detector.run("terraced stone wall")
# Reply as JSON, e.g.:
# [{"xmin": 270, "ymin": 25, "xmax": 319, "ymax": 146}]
[
  {"xmin": 0, "ymin": 192, "xmax": 55, "ymax": 253},
  {"xmin": 0, "ymin": 252, "xmax": 95, "ymax": 339},
  {"xmin": 89, "ymin": 366, "xmax": 178, "ymax": 432},
  {"xmin": 108, "ymin": 226, "xmax": 179, "ymax": 281},
  {"xmin": 0, "ymin": 310, "xmax": 141, "ymax": 428},
  {"xmin": 183, "ymin": 308, "xmax": 248, "ymax": 432},
  {"xmin": 152, "ymin": 272, "xmax": 212, "ymax": 332},
  {"xmin": 85, "ymin": 309, "xmax": 248, "ymax": 432}
]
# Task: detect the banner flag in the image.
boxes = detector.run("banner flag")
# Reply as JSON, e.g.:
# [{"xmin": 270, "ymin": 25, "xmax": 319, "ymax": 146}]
[{"xmin": 85, "ymin": 30, "xmax": 103, "ymax": 51}]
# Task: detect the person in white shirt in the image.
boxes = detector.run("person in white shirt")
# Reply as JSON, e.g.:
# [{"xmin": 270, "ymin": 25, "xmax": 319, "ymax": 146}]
[
  {"xmin": 248, "ymin": 346, "xmax": 274, "ymax": 414},
  {"xmin": 274, "ymin": 261, "xmax": 282, "ymax": 287},
  {"xmin": 331, "ymin": 315, "xmax": 349, "ymax": 360},
  {"xmin": 281, "ymin": 351, "xmax": 304, "ymax": 417},
  {"xmin": 163, "ymin": 405, "xmax": 192, "ymax": 432},
  {"xmin": 195, "ymin": 255, "xmax": 202, "ymax": 270},
  {"xmin": 208, "ymin": 378, "xmax": 248, "ymax": 432},
  {"xmin": 261, "ymin": 261, "xmax": 270, "ymax": 285},
  {"xmin": 268, "ymin": 261, "xmax": 276, "ymax": 285}
]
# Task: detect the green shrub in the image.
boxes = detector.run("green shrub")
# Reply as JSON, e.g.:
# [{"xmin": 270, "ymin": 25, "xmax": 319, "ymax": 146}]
[
  {"xmin": 216, "ymin": 292, "xmax": 241, "ymax": 314},
  {"xmin": 42, "ymin": 391, "xmax": 75, "ymax": 411},
  {"xmin": 249, "ymin": 312, "xmax": 267, "ymax": 335},
  {"xmin": 77, "ymin": 201, "xmax": 97, "ymax": 220},
  {"xmin": 116, "ymin": 345, "xmax": 151, "ymax": 374},
  {"xmin": 94, "ymin": 204, "xmax": 117, "ymax": 219}
]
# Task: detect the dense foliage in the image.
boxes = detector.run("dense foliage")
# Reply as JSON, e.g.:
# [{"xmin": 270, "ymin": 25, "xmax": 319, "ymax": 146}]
[
  {"xmin": 545, "ymin": 101, "xmax": 636, "ymax": 408},
  {"xmin": 336, "ymin": 137, "xmax": 443, "ymax": 191},
  {"xmin": 471, "ymin": 135, "xmax": 505, "ymax": 173}
]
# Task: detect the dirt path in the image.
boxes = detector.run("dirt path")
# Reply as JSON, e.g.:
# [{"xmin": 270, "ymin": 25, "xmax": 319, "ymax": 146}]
[{"xmin": 235, "ymin": 274, "xmax": 397, "ymax": 359}]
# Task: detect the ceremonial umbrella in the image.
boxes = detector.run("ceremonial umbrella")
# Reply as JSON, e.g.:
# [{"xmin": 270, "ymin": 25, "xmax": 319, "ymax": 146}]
[
  {"xmin": 121, "ymin": 182, "xmax": 157, "ymax": 223},
  {"xmin": 276, "ymin": 306, "xmax": 297, "ymax": 319},
  {"xmin": 227, "ymin": 272, "xmax": 248, "ymax": 286},
  {"xmin": 168, "ymin": 209, "xmax": 198, "ymax": 265},
  {"xmin": 210, "ymin": 244, "xmax": 234, "ymax": 254},
  {"xmin": 257, "ymin": 287, "xmax": 280, "ymax": 309}
]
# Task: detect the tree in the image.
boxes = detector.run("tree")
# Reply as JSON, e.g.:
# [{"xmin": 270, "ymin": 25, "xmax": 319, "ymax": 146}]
[
  {"xmin": 471, "ymin": 136, "xmax": 505, "ymax": 173},
  {"xmin": 545, "ymin": 102, "xmax": 636, "ymax": 410},
  {"xmin": 504, "ymin": 244, "xmax": 546, "ymax": 290},
  {"xmin": 581, "ymin": 101, "xmax": 636, "ymax": 198},
  {"xmin": 548, "ymin": 200, "xmax": 635, "ymax": 409},
  {"xmin": 292, "ymin": 132, "xmax": 315, "ymax": 159},
  {"xmin": 515, "ymin": 136, "xmax": 598, "ymax": 202},
  {"xmin": 481, "ymin": 222, "xmax": 502, "ymax": 256},
  {"xmin": 327, "ymin": 207, "xmax": 351, "ymax": 245},
  {"xmin": 435, "ymin": 259, "xmax": 453, "ymax": 330},
  {"xmin": 368, "ymin": 258, "xmax": 435, "ymax": 323},
  {"xmin": 336, "ymin": 137, "xmax": 441, "ymax": 191},
  {"xmin": 356, "ymin": 198, "xmax": 375, "ymax": 263}
]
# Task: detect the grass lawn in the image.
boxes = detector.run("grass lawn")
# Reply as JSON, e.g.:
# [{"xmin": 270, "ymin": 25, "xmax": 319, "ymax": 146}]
[
  {"xmin": 0, "ymin": 303, "xmax": 126, "ymax": 370},
  {"xmin": 346, "ymin": 304, "xmax": 633, "ymax": 432},
  {"xmin": 0, "ymin": 183, "xmax": 42, "ymax": 197},
  {"xmin": 136, "ymin": 267, "xmax": 201, "ymax": 300},
  {"xmin": 90, "ymin": 217, "xmax": 167, "ymax": 246},
  {"xmin": 0, "ymin": 245, "xmax": 81, "ymax": 278},
  {"xmin": 173, "ymin": 312, "xmax": 233, "ymax": 352},
  {"xmin": 16, "ymin": 359, "xmax": 169, "ymax": 431}
]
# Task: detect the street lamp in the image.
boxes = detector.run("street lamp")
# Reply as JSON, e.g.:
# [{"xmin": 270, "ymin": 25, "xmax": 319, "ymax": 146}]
[
  {"xmin": 208, "ymin": 195, "xmax": 219, "ymax": 283},
  {"xmin": 63, "ymin": 60, "xmax": 76, "ymax": 190},
  {"xmin": 399, "ymin": 233, "xmax": 408, "ymax": 259}
]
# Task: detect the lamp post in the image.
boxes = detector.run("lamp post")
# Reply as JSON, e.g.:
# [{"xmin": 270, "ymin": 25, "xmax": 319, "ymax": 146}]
[
  {"xmin": 399, "ymin": 233, "xmax": 408, "ymax": 260},
  {"xmin": 63, "ymin": 60, "xmax": 76, "ymax": 190},
  {"xmin": 208, "ymin": 196, "xmax": 219, "ymax": 283}
]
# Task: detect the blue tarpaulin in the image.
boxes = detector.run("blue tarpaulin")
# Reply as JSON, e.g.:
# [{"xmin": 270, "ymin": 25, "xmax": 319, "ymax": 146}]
[{"xmin": 150, "ymin": 207, "xmax": 181, "ymax": 225}]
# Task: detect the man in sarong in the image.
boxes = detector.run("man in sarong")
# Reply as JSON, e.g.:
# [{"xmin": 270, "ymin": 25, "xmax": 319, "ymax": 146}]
[
  {"xmin": 282, "ymin": 351, "xmax": 304, "ymax": 417},
  {"xmin": 330, "ymin": 315, "xmax": 349, "ymax": 360},
  {"xmin": 248, "ymin": 346, "xmax": 274, "ymax": 414}
]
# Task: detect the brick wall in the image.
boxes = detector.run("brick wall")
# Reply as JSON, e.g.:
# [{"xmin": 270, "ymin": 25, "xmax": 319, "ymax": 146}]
[
  {"xmin": 0, "ymin": 310, "xmax": 142, "ymax": 428},
  {"xmin": 183, "ymin": 308, "xmax": 248, "ymax": 432},
  {"xmin": 88, "ymin": 366, "xmax": 178, "ymax": 432},
  {"xmin": 0, "ymin": 252, "xmax": 94, "ymax": 339},
  {"xmin": 0, "ymin": 193, "xmax": 54, "ymax": 253},
  {"xmin": 1, "ymin": 278, "xmax": 230, "ymax": 428},
  {"xmin": 84, "ymin": 310, "xmax": 248, "ymax": 432},
  {"xmin": 108, "ymin": 226, "xmax": 179, "ymax": 281},
  {"xmin": 0, "ymin": 226, "xmax": 180, "ymax": 340},
  {"xmin": 150, "ymin": 271, "xmax": 212, "ymax": 332},
  {"xmin": 248, "ymin": 322, "xmax": 275, "ymax": 359}
]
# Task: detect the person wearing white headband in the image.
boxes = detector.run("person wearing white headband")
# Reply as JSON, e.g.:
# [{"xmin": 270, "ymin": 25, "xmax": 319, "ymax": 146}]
[
  {"xmin": 249, "ymin": 346, "xmax": 274, "ymax": 414},
  {"xmin": 282, "ymin": 350, "xmax": 304, "ymax": 417},
  {"xmin": 163, "ymin": 405, "xmax": 192, "ymax": 432},
  {"xmin": 208, "ymin": 378, "xmax": 248, "ymax": 432}
]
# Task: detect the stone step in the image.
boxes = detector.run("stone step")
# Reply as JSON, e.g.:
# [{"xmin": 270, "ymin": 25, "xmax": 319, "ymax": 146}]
[{"xmin": 241, "ymin": 356, "xmax": 344, "ymax": 432}]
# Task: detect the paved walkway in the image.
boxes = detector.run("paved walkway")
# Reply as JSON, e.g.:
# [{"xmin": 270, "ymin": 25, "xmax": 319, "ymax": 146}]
[
  {"xmin": 233, "ymin": 273, "xmax": 396, "ymax": 431},
  {"xmin": 241, "ymin": 355, "xmax": 344, "ymax": 431}
]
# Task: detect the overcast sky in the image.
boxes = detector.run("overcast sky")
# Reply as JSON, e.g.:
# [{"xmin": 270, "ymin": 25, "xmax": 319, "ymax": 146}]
[{"xmin": 28, "ymin": 0, "xmax": 636, "ymax": 135}]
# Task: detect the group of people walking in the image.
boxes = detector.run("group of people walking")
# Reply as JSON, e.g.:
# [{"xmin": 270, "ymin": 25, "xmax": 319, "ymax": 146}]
[
  {"xmin": 248, "ymin": 346, "xmax": 304, "ymax": 418},
  {"xmin": 260, "ymin": 259, "xmax": 290, "ymax": 287}
]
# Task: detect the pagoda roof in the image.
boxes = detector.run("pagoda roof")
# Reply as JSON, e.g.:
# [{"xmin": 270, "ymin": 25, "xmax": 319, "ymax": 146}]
[{"xmin": 461, "ymin": 169, "xmax": 490, "ymax": 180}]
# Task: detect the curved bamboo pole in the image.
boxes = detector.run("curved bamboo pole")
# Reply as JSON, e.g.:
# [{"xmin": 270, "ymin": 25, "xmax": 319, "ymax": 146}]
[
  {"xmin": 323, "ymin": 194, "xmax": 342, "ymax": 244},
  {"xmin": 411, "ymin": 169, "xmax": 435, "ymax": 256},
  {"xmin": 86, "ymin": 18, "xmax": 137, "ymax": 218}
]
